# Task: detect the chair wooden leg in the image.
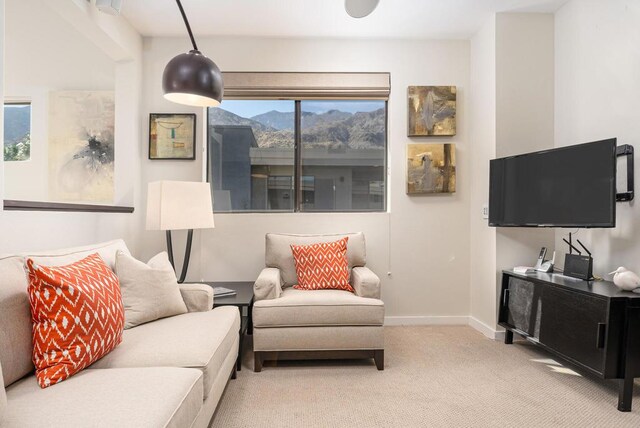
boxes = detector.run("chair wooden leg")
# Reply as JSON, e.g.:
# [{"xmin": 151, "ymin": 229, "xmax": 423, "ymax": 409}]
[
  {"xmin": 374, "ymin": 350, "xmax": 384, "ymax": 370},
  {"xmin": 254, "ymin": 352, "xmax": 263, "ymax": 373}
]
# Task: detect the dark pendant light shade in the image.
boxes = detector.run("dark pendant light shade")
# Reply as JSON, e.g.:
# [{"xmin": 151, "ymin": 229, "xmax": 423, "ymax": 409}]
[
  {"xmin": 162, "ymin": 0, "xmax": 224, "ymax": 107},
  {"xmin": 163, "ymin": 49, "xmax": 223, "ymax": 107}
]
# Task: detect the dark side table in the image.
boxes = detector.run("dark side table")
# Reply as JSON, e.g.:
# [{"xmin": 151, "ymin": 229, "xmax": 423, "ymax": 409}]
[{"xmin": 206, "ymin": 281, "xmax": 254, "ymax": 373}]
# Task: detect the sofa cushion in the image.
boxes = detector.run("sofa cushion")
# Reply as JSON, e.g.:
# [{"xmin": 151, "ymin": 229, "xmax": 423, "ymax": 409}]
[
  {"xmin": 23, "ymin": 239, "xmax": 130, "ymax": 270},
  {"xmin": 4, "ymin": 367, "xmax": 202, "ymax": 428},
  {"xmin": 90, "ymin": 307, "xmax": 240, "ymax": 400},
  {"xmin": 26, "ymin": 254, "xmax": 125, "ymax": 388},
  {"xmin": 0, "ymin": 240, "xmax": 130, "ymax": 387},
  {"xmin": 266, "ymin": 232, "xmax": 367, "ymax": 287},
  {"xmin": 253, "ymin": 287, "xmax": 384, "ymax": 328},
  {"xmin": 0, "ymin": 362, "xmax": 6, "ymax": 424},
  {"xmin": 115, "ymin": 251, "xmax": 188, "ymax": 329},
  {"xmin": 0, "ymin": 257, "xmax": 32, "ymax": 387}
]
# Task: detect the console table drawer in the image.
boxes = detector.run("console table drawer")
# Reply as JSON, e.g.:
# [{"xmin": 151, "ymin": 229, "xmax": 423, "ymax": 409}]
[
  {"xmin": 539, "ymin": 285, "xmax": 608, "ymax": 374},
  {"xmin": 505, "ymin": 277, "xmax": 542, "ymax": 339}
]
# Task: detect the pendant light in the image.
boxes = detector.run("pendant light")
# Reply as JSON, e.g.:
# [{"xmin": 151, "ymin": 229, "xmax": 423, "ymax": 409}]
[
  {"xmin": 345, "ymin": 0, "xmax": 380, "ymax": 18},
  {"xmin": 162, "ymin": 0, "xmax": 223, "ymax": 107}
]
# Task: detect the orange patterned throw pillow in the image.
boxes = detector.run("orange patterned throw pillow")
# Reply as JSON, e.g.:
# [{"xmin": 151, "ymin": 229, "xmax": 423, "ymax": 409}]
[
  {"xmin": 26, "ymin": 253, "xmax": 125, "ymax": 388},
  {"xmin": 291, "ymin": 237, "xmax": 354, "ymax": 292}
]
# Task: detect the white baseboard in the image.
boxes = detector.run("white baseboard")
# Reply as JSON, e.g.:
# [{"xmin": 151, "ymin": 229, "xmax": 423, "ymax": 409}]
[
  {"xmin": 384, "ymin": 315, "xmax": 505, "ymax": 341},
  {"xmin": 468, "ymin": 316, "xmax": 504, "ymax": 340},
  {"xmin": 384, "ymin": 316, "xmax": 469, "ymax": 326}
]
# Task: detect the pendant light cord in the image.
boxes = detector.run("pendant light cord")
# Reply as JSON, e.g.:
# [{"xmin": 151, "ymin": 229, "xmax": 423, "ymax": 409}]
[{"xmin": 175, "ymin": 0, "xmax": 198, "ymax": 51}]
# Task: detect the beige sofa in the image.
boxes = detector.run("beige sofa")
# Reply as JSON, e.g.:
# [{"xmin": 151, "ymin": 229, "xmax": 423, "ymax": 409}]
[
  {"xmin": 0, "ymin": 240, "xmax": 239, "ymax": 428},
  {"xmin": 253, "ymin": 232, "xmax": 384, "ymax": 371}
]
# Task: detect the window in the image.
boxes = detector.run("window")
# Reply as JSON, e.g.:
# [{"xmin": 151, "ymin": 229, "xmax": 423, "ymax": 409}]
[
  {"xmin": 207, "ymin": 99, "xmax": 387, "ymax": 212},
  {"xmin": 3, "ymin": 102, "xmax": 31, "ymax": 162}
]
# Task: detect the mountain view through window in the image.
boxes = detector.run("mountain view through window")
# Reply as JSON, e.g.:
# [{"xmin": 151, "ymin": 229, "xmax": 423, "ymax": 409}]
[
  {"xmin": 208, "ymin": 100, "xmax": 386, "ymax": 212},
  {"xmin": 3, "ymin": 103, "xmax": 31, "ymax": 162}
]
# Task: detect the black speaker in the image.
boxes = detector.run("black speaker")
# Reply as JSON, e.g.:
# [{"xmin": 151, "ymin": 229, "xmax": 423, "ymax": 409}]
[{"xmin": 564, "ymin": 254, "xmax": 593, "ymax": 280}]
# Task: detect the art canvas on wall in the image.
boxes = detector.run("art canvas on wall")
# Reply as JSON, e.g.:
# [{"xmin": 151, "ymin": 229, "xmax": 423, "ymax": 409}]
[
  {"xmin": 149, "ymin": 113, "xmax": 196, "ymax": 160},
  {"xmin": 407, "ymin": 86, "xmax": 456, "ymax": 136},
  {"xmin": 48, "ymin": 91, "xmax": 115, "ymax": 203},
  {"xmin": 407, "ymin": 143, "xmax": 456, "ymax": 194}
]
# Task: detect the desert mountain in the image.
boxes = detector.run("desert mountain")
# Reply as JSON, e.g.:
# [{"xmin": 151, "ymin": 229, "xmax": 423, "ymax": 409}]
[{"xmin": 209, "ymin": 107, "xmax": 385, "ymax": 149}]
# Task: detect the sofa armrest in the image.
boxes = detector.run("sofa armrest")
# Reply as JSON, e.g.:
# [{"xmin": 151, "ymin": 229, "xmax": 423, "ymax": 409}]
[
  {"xmin": 179, "ymin": 283, "xmax": 214, "ymax": 312},
  {"xmin": 254, "ymin": 268, "xmax": 283, "ymax": 301},
  {"xmin": 351, "ymin": 266, "xmax": 381, "ymax": 299},
  {"xmin": 0, "ymin": 360, "xmax": 6, "ymax": 424}
]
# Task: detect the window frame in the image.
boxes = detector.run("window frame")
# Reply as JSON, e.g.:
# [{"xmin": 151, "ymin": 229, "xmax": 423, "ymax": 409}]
[{"xmin": 206, "ymin": 98, "xmax": 388, "ymax": 214}]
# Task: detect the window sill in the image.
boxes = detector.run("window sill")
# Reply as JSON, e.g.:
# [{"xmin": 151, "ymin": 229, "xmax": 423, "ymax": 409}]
[{"xmin": 3, "ymin": 200, "xmax": 134, "ymax": 213}]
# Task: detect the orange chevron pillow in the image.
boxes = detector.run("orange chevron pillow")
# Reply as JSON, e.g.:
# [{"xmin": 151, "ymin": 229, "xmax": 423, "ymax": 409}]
[
  {"xmin": 291, "ymin": 237, "xmax": 354, "ymax": 292},
  {"xmin": 26, "ymin": 253, "xmax": 125, "ymax": 388}
]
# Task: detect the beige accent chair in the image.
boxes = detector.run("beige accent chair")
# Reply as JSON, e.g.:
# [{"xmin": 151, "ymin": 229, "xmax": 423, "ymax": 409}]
[{"xmin": 253, "ymin": 232, "xmax": 384, "ymax": 371}]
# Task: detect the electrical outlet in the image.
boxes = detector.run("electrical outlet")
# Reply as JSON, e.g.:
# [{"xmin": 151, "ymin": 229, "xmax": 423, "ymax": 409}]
[{"xmin": 482, "ymin": 204, "xmax": 489, "ymax": 220}]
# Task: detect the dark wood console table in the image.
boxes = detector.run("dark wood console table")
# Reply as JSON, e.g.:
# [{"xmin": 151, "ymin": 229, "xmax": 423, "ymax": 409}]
[{"xmin": 499, "ymin": 270, "xmax": 640, "ymax": 411}]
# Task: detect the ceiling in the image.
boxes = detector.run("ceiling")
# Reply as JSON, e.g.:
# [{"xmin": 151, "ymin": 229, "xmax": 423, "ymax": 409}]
[{"xmin": 121, "ymin": 0, "xmax": 569, "ymax": 40}]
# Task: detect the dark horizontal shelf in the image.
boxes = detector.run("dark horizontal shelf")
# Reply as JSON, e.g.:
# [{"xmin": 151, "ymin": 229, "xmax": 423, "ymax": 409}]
[
  {"xmin": 3, "ymin": 200, "xmax": 134, "ymax": 213},
  {"xmin": 503, "ymin": 270, "xmax": 640, "ymax": 300}
]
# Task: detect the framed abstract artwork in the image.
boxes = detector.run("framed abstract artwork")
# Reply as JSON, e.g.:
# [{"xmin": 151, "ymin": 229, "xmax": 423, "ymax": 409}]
[
  {"xmin": 407, "ymin": 86, "xmax": 456, "ymax": 136},
  {"xmin": 149, "ymin": 113, "xmax": 196, "ymax": 160},
  {"xmin": 407, "ymin": 143, "xmax": 456, "ymax": 194},
  {"xmin": 48, "ymin": 91, "xmax": 115, "ymax": 203}
]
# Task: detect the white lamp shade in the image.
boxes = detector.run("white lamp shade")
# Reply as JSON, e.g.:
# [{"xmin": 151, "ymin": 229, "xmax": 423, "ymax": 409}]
[{"xmin": 146, "ymin": 181, "xmax": 215, "ymax": 231}]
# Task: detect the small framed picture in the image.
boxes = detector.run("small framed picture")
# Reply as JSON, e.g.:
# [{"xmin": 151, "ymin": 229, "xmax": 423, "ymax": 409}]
[{"xmin": 149, "ymin": 113, "xmax": 196, "ymax": 160}]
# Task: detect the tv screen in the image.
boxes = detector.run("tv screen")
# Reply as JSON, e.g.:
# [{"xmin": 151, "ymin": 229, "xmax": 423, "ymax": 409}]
[{"xmin": 489, "ymin": 139, "xmax": 617, "ymax": 228}]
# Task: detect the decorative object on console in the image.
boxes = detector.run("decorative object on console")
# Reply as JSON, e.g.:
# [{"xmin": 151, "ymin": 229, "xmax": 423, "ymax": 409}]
[
  {"xmin": 290, "ymin": 237, "xmax": 353, "ymax": 291},
  {"xmin": 25, "ymin": 253, "xmax": 125, "ymax": 388},
  {"xmin": 48, "ymin": 90, "xmax": 115, "ymax": 203},
  {"xmin": 149, "ymin": 113, "xmax": 196, "ymax": 160},
  {"xmin": 407, "ymin": 86, "xmax": 456, "ymax": 136},
  {"xmin": 609, "ymin": 267, "xmax": 640, "ymax": 292},
  {"xmin": 146, "ymin": 181, "xmax": 214, "ymax": 283},
  {"xmin": 114, "ymin": 251, "xmax": 188, "ymax": 329},
  {"xmin": 407, "ymin": 143, "xmax": 456, "ymax": 194},
  {"xmin": 345, "ymin": 0, "xmax": 380, "ymax": 18},
  {"xmin": 563, "ymin": 234, "xmax": 594, "ymax": 280},
  {"xmin": 163, "ymin": 0, "xmax": 223, "ymax": 107}
]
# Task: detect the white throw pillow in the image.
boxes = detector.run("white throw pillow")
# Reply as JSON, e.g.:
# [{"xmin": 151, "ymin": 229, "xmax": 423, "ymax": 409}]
[{"xmin": 115, "ymin": 251, "xmax": 188, "ymax": 329}]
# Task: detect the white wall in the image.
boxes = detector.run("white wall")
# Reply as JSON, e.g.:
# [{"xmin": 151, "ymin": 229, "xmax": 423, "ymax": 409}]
[
  {"xmin": 554, "ymin": 0, "xmax": 640, "ymax": 276},
  {"xmin": 469, "ymin": 15, "xmax": 497, "ymax": 333},
  {"xmin": 469, "ymin": 13, "xmax": 555, "ymax": 337},
  {"xmin": 495, "ymin": 12, "xmax": 556, "ymax": 313},
  {"xmin": 3, "ymin": 0, "xmax": 116, "ymax": 202},
  {"xmin": 0, "ymin": 0, "xmax": 143, "ymax": 255},
  {"xmin": 141, "ymin": 36, "xmax": 471, "ymax": 320}
]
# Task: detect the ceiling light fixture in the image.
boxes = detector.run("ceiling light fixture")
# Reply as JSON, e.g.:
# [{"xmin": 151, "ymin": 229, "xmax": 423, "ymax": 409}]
[
  {"xmin": 345, "ymin": 0, "xmax": 380, "ymax": 18},
  {"xmin": 162, "ymin": 0, "xmax": 223, "ymax": 107}
]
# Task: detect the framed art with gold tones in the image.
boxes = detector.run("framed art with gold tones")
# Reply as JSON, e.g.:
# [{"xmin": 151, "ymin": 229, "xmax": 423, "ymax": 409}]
[
  {"xmin": 407, "ymin": 86, "xmax": 456, "ymax": 136},
  {"xmin": 149, "ymin": 113, "xmax": 196, "ymax": 160},
  {"xmin": 407, "ymin": 143, "xmax": 456, "ymax": 194}
]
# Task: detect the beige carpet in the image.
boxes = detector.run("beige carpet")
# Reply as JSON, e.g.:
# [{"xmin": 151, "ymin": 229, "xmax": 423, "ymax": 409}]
[{"xmin": 211, "ymin": 326, "xmax": 640, "ymax": 427}]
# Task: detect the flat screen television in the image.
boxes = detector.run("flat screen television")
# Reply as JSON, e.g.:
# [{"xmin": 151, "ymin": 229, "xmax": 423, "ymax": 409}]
[{"xmin": 489, "ymin": 138, "xmax": 617, "ymax": 228}]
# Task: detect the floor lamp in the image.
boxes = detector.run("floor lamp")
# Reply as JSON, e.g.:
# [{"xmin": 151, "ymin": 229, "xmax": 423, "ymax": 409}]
[{"xmin": 146, "ymin": 181, "xmax": 214, "ymax": 283}]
